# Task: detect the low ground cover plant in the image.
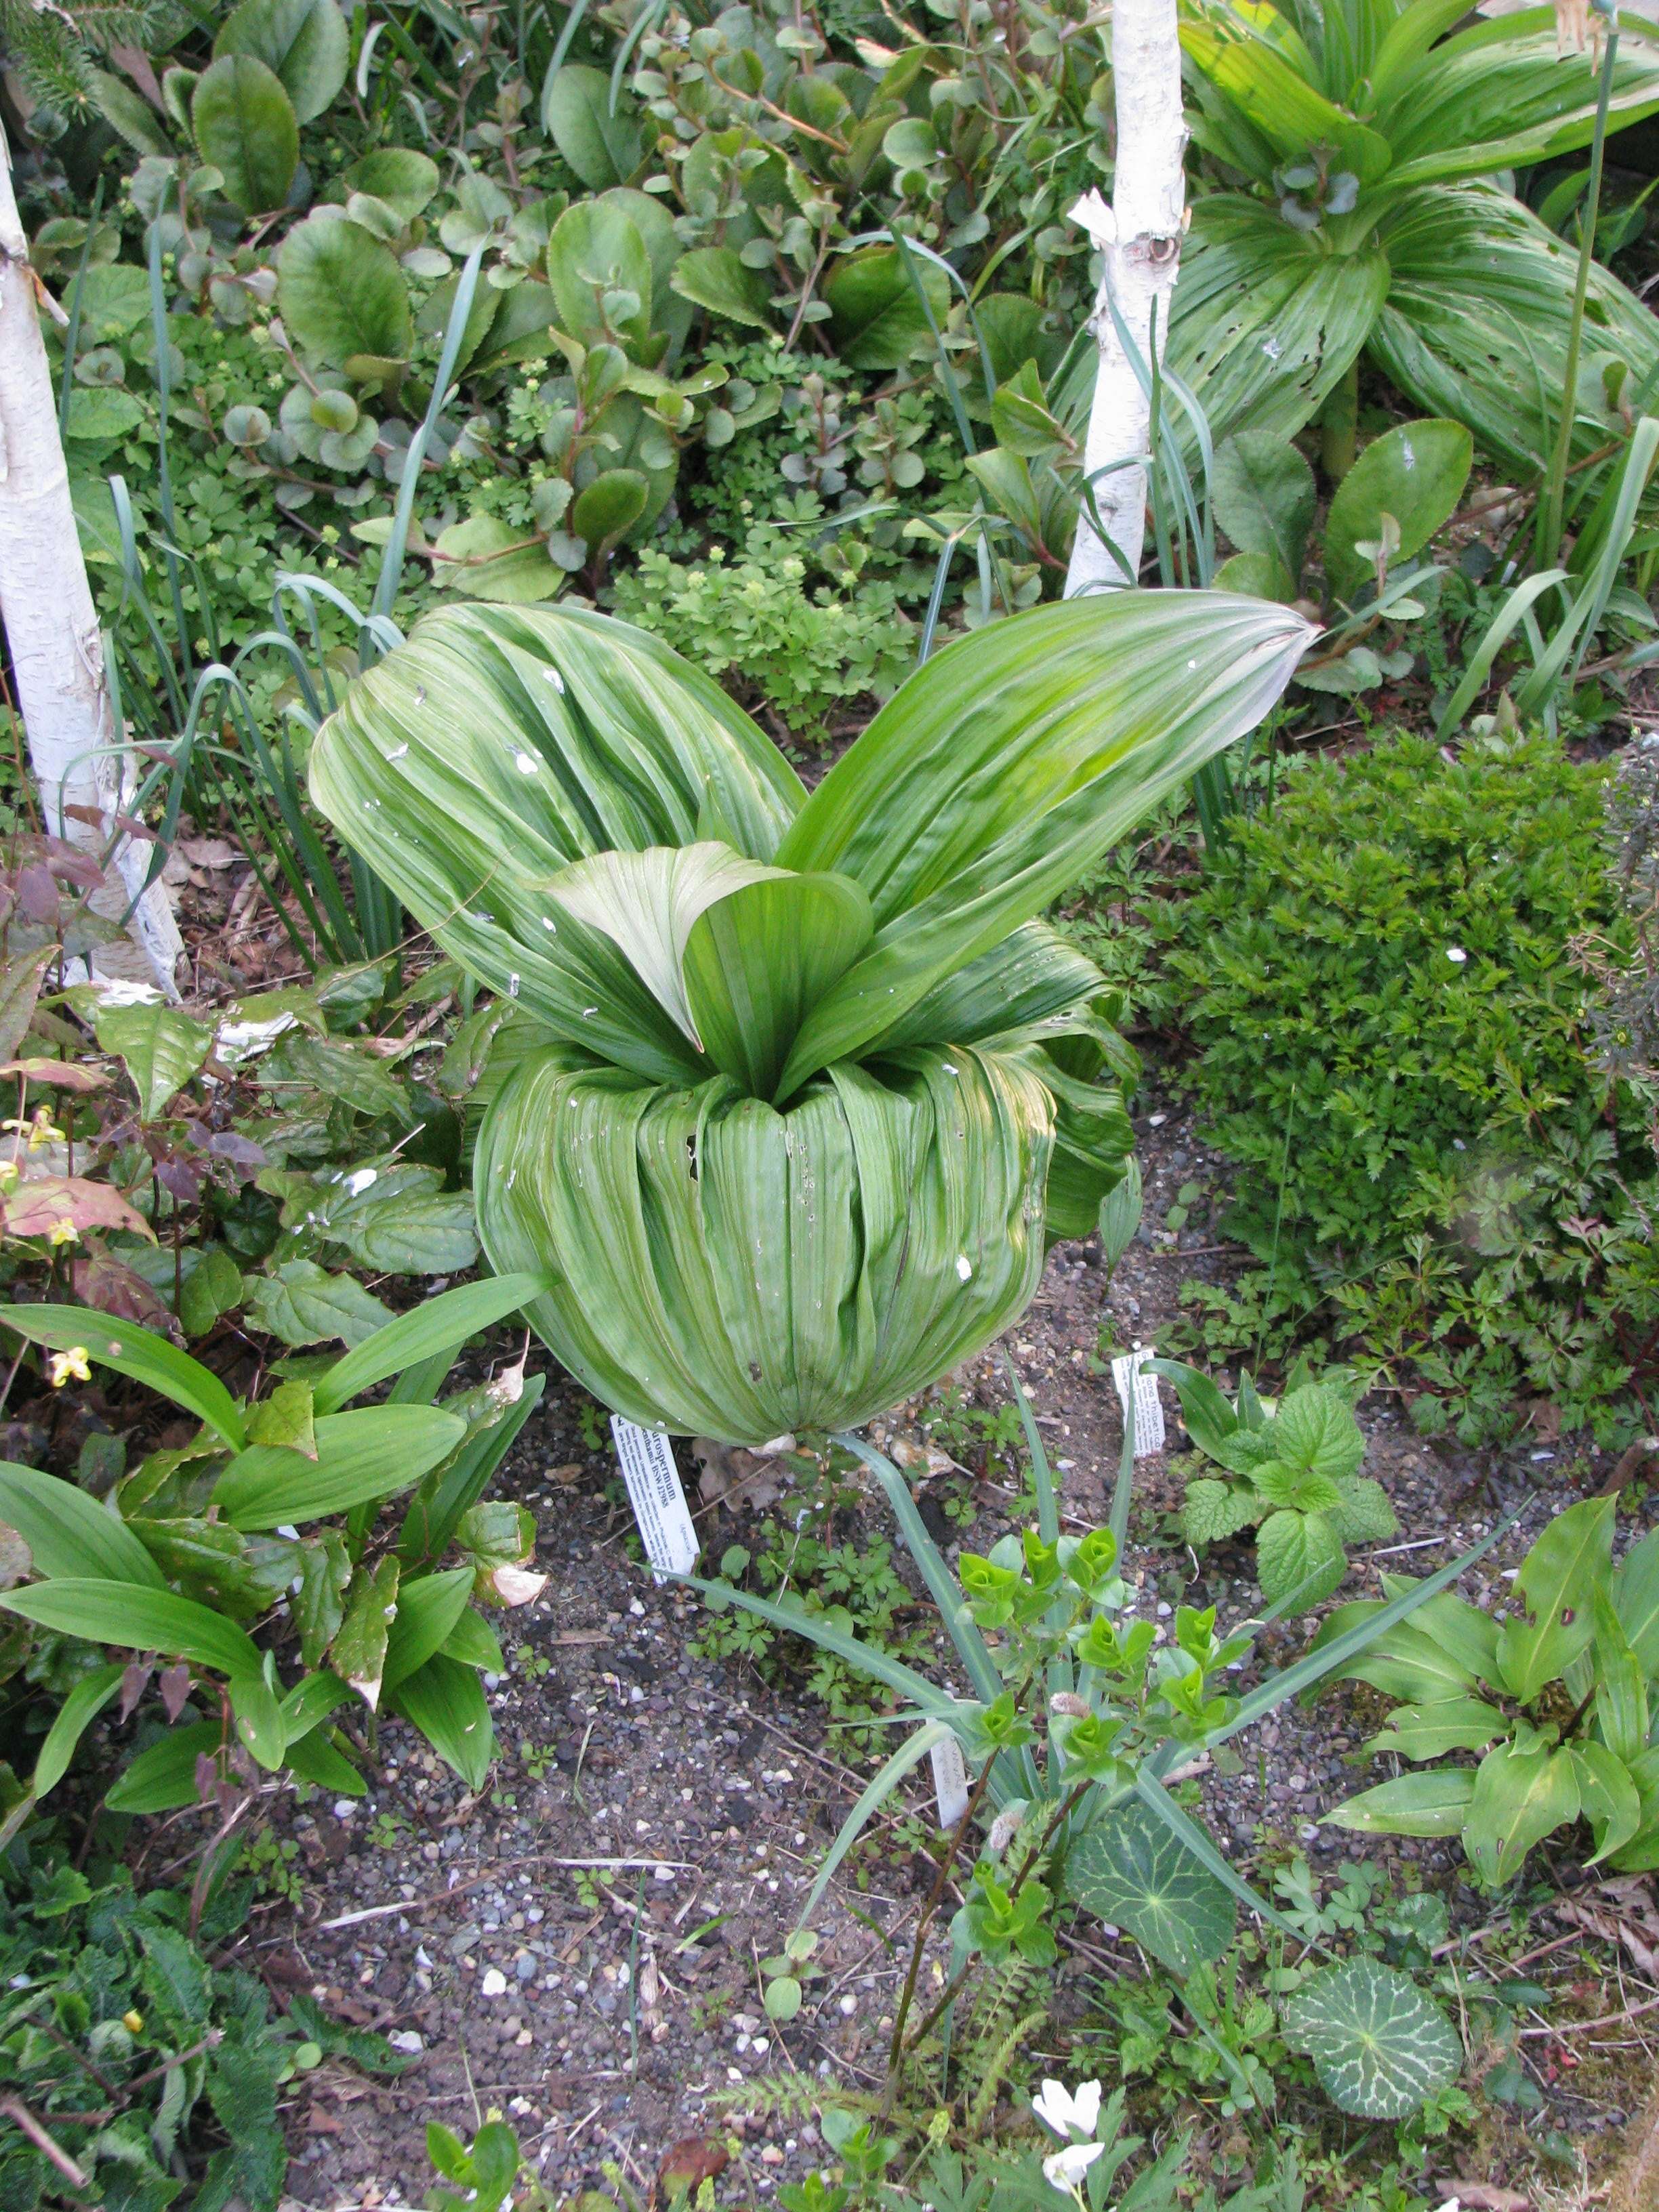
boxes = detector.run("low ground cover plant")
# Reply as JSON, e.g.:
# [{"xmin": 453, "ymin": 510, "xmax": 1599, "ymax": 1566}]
[{"xmin": 1165, "ymin": 725, "xmax": 1659, "ymax": 1442}]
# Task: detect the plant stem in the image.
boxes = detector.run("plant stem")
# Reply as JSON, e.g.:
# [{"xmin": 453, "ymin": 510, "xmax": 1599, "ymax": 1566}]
[
  {"xmin": 1320, "ymin": 357, "xmax": 1358, "ymax": 483},
  {"xmin": 1541, "ymin": 8, "xmax": 1620, "ymax": 564},
  {"xmin": 880, "ymin": 1753, "xmax": 997, "ymax": 2108}
]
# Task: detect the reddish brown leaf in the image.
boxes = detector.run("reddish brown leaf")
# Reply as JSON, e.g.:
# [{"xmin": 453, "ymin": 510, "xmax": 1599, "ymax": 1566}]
[
  {"xmin": 656, "ymin": 2137, "xmax": 729, "ymax": 2203},
  {"xmin": 71, "ymin": 1253, "xmax": 174, "ymax": 1332},
  {"xmin": 159, "ymin": 1662, "xmax": 192, "ymax": 1721},
  {"xmin": 0, "ymin": 1059, "xmax": 108, "ymax": 1092},
  {"xmin": 7, "ymin": 1176, "xmax": 155, "ymax": 1242},
  {"xmin": 118, "ymin": 1661, "xmax": 151, "ymax": 1722}
]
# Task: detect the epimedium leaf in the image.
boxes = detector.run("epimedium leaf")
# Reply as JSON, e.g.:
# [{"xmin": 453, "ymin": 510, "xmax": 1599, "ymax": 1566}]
[
  {"xmin": 332, "ymin": 1556, "xmax": 400, "ymax": 1711},
  {"xmin": 1065, "ymin": 1797, "xmax": 1236, "ymax": 1973},
  {"xmin": 295, "ymin": 1530, "xmax": 350, "ymax": 1667},
  {"xmin": 245, "ymin": 1376, "xmax": 316, "ymax": 1458},
  {"xmin": 243, "ymin": 1259, "xmax": 393, "ymax": 1348},
  {"xmin": 1322, "ymin": 417, "xmax": 1473, "ymax": 601},
  {"xmin": 93, "ymin": 1001, "xmax": 215, "ymax": 1120},
  {"xmin": 1280, "ymin": 1959, "xmax": 1460, "ymax": 2118},
  {"xmin": 190, "ymin": 53, "xmax": 298, "ymax": 215}
]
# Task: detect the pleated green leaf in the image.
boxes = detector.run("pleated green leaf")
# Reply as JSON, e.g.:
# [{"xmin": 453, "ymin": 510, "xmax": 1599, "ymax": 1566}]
[
  {"xmin": 475, "ymin": 1045, "xmax": 1052, "ymax": 1441},
  {"xmin": 1181, "ymin": 11, "xmax": 1395, "ymax": 182},
  {"xmin": 1162, "ymin": 197, "xmax": 1391, "ymax": 452},
  {"xmin": 683, "ymin": 869, "xmax": 874, "ymax": 1100},
  {"xmin": 1371, "ymin": 184, "xmax": 1659, "ymax": 479},
  {"xmin": 771, "ymin": 593, "xmax": 1310, "ymax": 1092},
  {"xmin": 309, "ymin": 602, "xmax": 803, "ymax": 1075},
  {"xmin": 1380, "ymin": 15, "xmax": 1659, "ymax": 188}
]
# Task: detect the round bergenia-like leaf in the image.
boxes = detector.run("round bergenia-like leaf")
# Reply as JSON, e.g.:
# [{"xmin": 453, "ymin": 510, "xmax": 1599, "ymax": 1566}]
[
  {"xmin": 1064, "ymin": 1799, "xmax": 1236, "ymax": 1974},
  {"xmin": 1281, "ymin": 1959, "xmax": 1461, "ymax": 2118},
  {"xmin": 191, "ymin": 54, "xmax": 299, "ymax": 215},
  {"xmin": 215, "ymin": 0, "xmax": 348, "ymax": 123},
  {"xmin": 278, "ymin": 214, "xmax": 413, "ymax": 369}
]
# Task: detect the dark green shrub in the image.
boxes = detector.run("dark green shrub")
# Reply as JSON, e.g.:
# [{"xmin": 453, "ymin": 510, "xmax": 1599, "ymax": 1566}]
[{"xmin": 1168, "ymin": 729, "xmax": 1659, "ymax": 1444}]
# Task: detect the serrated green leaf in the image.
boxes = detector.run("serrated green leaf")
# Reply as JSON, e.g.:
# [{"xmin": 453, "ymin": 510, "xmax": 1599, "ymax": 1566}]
[
  {"xmin": 1181, "ymin": 1477, "xmax": 1261, "ymax": 1547},
  {"xmin": 1256, "ymin": 1508, "xmax": 1347, "ymax": 1611},
  {"xmin": 245, "ymin": 1259, "xmax": 394, "ymax": 1347}
]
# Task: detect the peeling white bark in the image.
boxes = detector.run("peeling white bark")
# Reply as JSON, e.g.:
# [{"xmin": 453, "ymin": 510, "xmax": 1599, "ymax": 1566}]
[
  {"xmin": 0, "ymin": 130, "xmax": 182, "ymax": 990},
  {"xmin": 1065, "ymin": 0, "xmax": 1188, "ymax": 596}
]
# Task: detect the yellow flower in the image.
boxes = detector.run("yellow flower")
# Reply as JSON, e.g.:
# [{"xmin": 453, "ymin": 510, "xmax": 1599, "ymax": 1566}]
[
  {"xmin": 48, "ymin": 1347, "xmax": 90, "ymax": 1387},
  {"xmin": 0, "ymin": 1160, "xmax": 17, "ymax": 1190},
  {"xmin": 122, "ymin": 2010, "xmax": 144, "ymax": 2034},
  {"xmin": 2, "ymin": 1107, "xmax": 66, "ymax": 1151},
  {"xmin": 46, "ymin": 1217, "xmax": 79, "ymax": 1248}
]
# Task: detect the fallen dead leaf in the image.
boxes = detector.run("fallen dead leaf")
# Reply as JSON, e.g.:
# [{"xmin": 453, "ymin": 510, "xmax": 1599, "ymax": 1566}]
[
  {"xmin": 693, "ymin": 1434, "xmax": 784, "ymax": 1513},
  {"xmin": 655, "ymin": 2137, "xmax": 729, "ymax": 2205},
  {"xmin": 1439, "ymin": 2186, "xmax": 1531, "ymax": 2212}
]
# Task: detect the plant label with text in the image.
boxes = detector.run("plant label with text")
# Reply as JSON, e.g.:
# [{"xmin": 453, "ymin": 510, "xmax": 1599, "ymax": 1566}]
[{"xmin": 612, "ymin": 1417, "xmax": 699, "ymax": 1580}]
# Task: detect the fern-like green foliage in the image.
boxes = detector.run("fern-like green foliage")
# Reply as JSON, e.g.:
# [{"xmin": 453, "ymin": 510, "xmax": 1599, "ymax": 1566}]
[{"xmin": 0, "ymin": 1, "xmax": 180, "ymax": 129}]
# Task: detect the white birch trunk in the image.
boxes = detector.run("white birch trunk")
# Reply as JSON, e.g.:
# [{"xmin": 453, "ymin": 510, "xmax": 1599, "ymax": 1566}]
[
  {"xmin": 1064, "ymin": 0, "xmax": 1189, "ymax": 597},
  {"xmin": 0, "ymin": 130, "xmax": 182, "ymax": 991}
]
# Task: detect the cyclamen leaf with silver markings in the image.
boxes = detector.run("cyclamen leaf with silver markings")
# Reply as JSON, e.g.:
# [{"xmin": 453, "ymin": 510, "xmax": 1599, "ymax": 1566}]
[
  {"xmin": 1281, "ymin": 1959, "xmax": 1460, "ymax": 2118},
  {"xmin": 1065, "ymin": 1797, "xmax": 1236, "ymax": 1973}
]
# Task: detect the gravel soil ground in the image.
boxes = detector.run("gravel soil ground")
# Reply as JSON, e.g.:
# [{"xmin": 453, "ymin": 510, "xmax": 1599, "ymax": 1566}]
[{"xmin": 247, "ymin": 1082, "xmax": 1659, "ymax": 2211}]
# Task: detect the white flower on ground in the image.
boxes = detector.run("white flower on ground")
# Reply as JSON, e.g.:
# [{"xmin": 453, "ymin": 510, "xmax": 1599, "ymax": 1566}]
[
  {"xmin": 1031, "ymin": 2078, "xmax": 1102, "ymax": 2140},
  {"xmin": 1042, "ymin": 2142, "xmax": 1105, "ymax": 2190},
  {"xmin": 1446, "ymin": 945, "xmax": 1468, "ymax": 964}
]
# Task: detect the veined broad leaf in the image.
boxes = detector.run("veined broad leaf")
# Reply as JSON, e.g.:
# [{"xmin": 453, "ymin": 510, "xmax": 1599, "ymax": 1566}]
[
  {"xmin": 0, "ymin": 1305, "xmax": 245, "ymax": 1451},
  {"xmin": 1360, "ymin": 1696, "xmax": 1507, "ymax": 1761},
  {"xmin": 1325, "ymin": 1766, "xmax": 1475, "ymax": 1838},
  {"xmin": 1462, "ymin": 1738, "xmax": 1580, "ymax": 1885},
  {"xmin": 1281, "ymin": 1959, "xmax": 1460, "ymax": 2118},
  {"xmin": 212, "ymin": 1406, "xmax": 468, "ymax": 1529},
  {"xmin": 1065, "ymin": 1797, "xmax": 1236, "ymax": 1973},
  {"xmin": 0, "ymin": 1460, "xmax": 165, "ymax": 1585}
]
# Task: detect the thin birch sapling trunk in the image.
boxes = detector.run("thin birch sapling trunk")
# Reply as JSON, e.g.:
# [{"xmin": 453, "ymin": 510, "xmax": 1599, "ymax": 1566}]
[
  {"xmin": 1064, "ymin": 0, "xmax": 1188, "ymax": 596},
  {"xmin": 0, "ymin": 128, "xmax": 182, "ymax": 989}
]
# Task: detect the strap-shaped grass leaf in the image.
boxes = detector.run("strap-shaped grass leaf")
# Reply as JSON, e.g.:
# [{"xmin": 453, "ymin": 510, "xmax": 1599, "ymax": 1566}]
[
  {"xmin": 212, "ymin": 1406, "xmax": 467, "ymax": 1530},
  {"xmin": 0, "ymin": 1304, "xmax": 246, "ymax": 1452},
  {"xmin": 1065, "ymin": 1797, "xmax": 1236, "ymax": 1973},
  {"xmin": 0, "ymin": 1460, "xmax": 165, "ymax": 1585},
  {"xmin": 313, "ymin": 1271, "xmax": 548, "ymax": 1414},
  {"xmin": 1282, "ymin": 1959, "xmax": 1460, "ymax": 2118}
]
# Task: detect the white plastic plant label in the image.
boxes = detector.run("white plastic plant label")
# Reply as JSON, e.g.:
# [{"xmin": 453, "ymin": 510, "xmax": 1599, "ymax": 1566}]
[
  {"xmin": 1110, "ymin": 1344, "xmax": 1165, "ymax": 1458},
  {"xmin": 611, "ymin": 1416, "xmax": 699, "ymax": 1580},
  {"xmin": 930, "ymin": 1732, "xmax": 970, "ymax": 1830}
]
